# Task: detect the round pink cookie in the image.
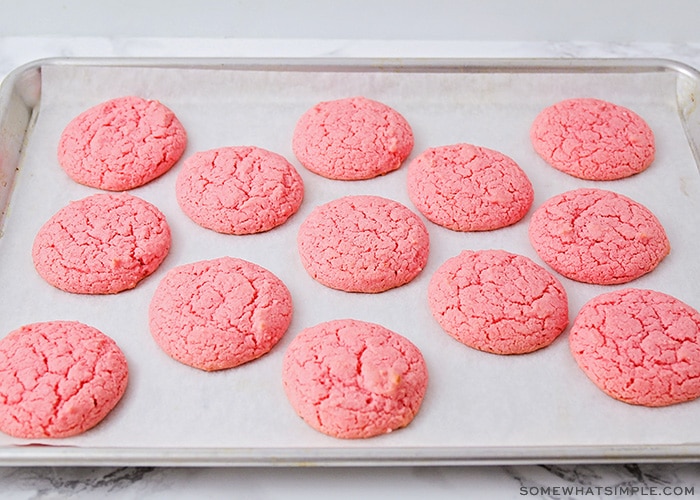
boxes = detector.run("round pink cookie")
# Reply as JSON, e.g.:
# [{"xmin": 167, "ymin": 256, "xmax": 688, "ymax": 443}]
[
  {"xmin": 570, "ymin": 288, "xmax": 700, "ymax": 407},
  {"xmin": 32, "ymin": 193, "xmax": 171, "ymax": 294},
  {"xmin": 58, "ymin": 96, "xmax": 187, "ymax": 191},
  {"xmin": 297, "ymin": 195, "xmax": 430, "ymax": 293},
  {"xmin": 292, "ymin": 96, "xmax": 414, "ymax": 180},
  {"xmin": 407, "ymin": 143, "xmax": 534, "ymax": 231},
  {"xmin": 149, "ymin": 257, "xmax": 292, "ymax": 371},
  {"xmin": 528, "ymin": 188, "xmax": 670, "ymax": 285},
  {"xmin": 282, "ymin": 319, "xmax": 428, "ymax": 439},
  {"xmin": 428, "ymin": 250, "xmax": 569, "ymax": 354},
  {"xmin": 0, "ymin": 321, "xmax": 128, "ymax": 439},
  {"xmin": 530, "ymin": 97, "xmax": 654, "ymax": 180},
  {"xmin": 175, "ymin": 146, "xmax": 304, "ymax": 234}
]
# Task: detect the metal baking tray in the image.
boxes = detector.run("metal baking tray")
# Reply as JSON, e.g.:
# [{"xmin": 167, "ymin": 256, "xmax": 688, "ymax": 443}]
[{"xmin": 1, "ymin": 57, "xmax": 700, "ymax": 466}]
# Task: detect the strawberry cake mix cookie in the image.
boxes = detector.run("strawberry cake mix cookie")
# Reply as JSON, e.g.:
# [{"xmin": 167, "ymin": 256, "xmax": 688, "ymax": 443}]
[
  {"xmin": 282, "ymin": 319, "xmax": 428, "ymax": 439},
  {"xmin": 32, "ymin": 193, "xmax": 171, "ymax": 294},
  {"xmin": 530, "ymin": 97, "xmax": 654, "ymax": 180},
  {"xmin": 570, "ymin": 288, "xmax": 700, "ymax": 407},
  {"xmin": 528, "ymin": 188, "xmax": 670, "ymax": 285},
  {"xmin": 428, "ymin": 250, "xmax": 569, "ymax": 355},
  {"xmin": 149, "ymin": 257, "xmax": 292, "ymax": 371},
  {"xmin": 297, "ymin": 195, "xmax": 430, "ymax": 293},
  {"xmin": 292, "ymin": 96, "xmax": 414, "ymax": 180},
  {"xmin": 58, "ymin": 96, "xmax": 187, "ymax": 191},
  {"xmin": 176, "ymin": 146, "xmax": 304, "ymax": 234},
  {"xmin": 407, "ymin": 143, "xmax": 534, "ymax": 231},
  {"xmin": 0, "ymin": 321, "xmax": 128, "ymax": 439}
]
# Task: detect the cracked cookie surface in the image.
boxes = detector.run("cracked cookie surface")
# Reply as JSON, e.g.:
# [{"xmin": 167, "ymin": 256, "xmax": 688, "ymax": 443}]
[
  {"xmin": 292, "ymin": 96, "xmax": 414, "ymax": 180},
  {"xmin": 428, "ymin": 249, "xmax": 569, "ymax": 354},
  {"xmin": 570, "ymin": 288, "xmax": 700, "ymax": 407},
  {"xmin": 58, "ymin": 96, "xmax": 187, "ymax": 191},
  {"xmin": 530, "ymin": 97, "xmax": 654, "ymax": 180},
  {"xmin": 282, "ymin": 319, "xmax": 428, "ymax": 439},
  {"xmin": 0, "ymin": 321, "xmax": 128, "ymax": 439},
  {"xmin": 297, "ymin": 195, "xmax": 430, "ymax": 293},
  {"xmin": 148, "ymin": 257, "xmax": 292, "ymax": 371},
  {"xmin": 407, "ymin": 143, "xmax": 533, "ymax": 231},
  {"xmin": 32, "ymin": 193, "xmax": 171, "ymax": 294},
  {"xmin": 528, "ymin": 188, "xmax": 670, "ymax": 285},
  {"xmin": 175, "ymin": 146, "xmax": 304, "ymax": 234}
]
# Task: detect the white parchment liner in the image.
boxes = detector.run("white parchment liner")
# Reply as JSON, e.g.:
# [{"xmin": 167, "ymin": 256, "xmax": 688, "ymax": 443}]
[{"xmin": 1, "ymin": 63, "xmax": 699, "ymax": 455}]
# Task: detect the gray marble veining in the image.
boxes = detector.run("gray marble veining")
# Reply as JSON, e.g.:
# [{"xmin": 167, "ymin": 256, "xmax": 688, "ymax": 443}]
[{"xmin": 1, "ymin": 463, "xmax": 699, "ymax": 498}]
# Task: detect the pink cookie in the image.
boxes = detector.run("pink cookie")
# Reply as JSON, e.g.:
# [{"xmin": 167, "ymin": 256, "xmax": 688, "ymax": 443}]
[
  {"xmin": 149, "ymin": 257, "xmax": 292, "ymax": 371},
  {"xmin": 58, "ymin": 96, "xmax": 187, "ymax": 191},
  {"xmin": 528, "ymin": 188, "xmax": 670, "ymax": 285},
  {"xmin": 570, "ymin": 288, "xmax": 700, "ymax": 407},
  {"xmin": 0, "ymin": 321, "xmax": 128, "ymax": 439},
  {"xmin": 407, "ymin": 143, "xmax": 534, "ymax": 231},
  {"xmin": 531, "ymin": 97, "xmax": 654, "ymax": 180},
  {"xmin": 428, "ymin": 250, "xmax": 569, "ymax": 354},
  {"xmin": 292, "ymin": 96, "xmax": 414, "ymax": 180},
  {"xmin": 175, "ymin": 146, "xmax": 304, "ymax": 235},
  {"xmin": 297, "ymin": 195, "xmax": 430, "ymax": 293},
  {"xmin": 282, "ymin": 319, "xmax": 428, "ymax": 439},
  {"xmin": 32, "ymin": 193, "xmax": 171, "ymax": 294}
]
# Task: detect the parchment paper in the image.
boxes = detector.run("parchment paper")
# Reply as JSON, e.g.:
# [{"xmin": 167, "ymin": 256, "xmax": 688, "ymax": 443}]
[{"xmin": 1, "ymin": 62, "xmax": 700, "ymax": 457}]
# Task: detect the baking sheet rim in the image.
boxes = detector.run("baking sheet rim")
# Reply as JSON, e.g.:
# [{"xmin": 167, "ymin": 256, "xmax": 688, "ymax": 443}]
[
  {"xmin": 2, "ymin": 56, "xmax": 700, "ymax": 466},
  {"xmin": 2, "ymin": 444, "xmax": 700, "ymax": 467}
]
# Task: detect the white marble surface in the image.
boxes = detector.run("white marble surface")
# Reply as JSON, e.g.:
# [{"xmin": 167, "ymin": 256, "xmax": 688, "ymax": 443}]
[
  {"xmin": 1, "ymin": 37, "xmax": 700, "ymax": 499},
  {"xmin": 3, "ymin": 1, "xmax": 700, "ymax": 42}
]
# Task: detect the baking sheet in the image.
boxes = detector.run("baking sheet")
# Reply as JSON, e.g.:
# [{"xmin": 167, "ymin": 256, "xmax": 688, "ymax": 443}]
[{"xmin": 1, "ymin": 58, "xmax": 700, "ymax": 465}]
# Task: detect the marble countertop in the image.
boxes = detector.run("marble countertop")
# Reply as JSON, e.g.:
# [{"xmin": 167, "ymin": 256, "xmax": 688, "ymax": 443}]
[{"xmin": 1, "ymin": 37, "xmax": 700, "ymax": 499}]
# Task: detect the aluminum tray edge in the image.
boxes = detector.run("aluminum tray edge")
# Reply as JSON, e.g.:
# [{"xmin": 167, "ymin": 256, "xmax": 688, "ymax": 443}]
[
  {"xmin": 0, "ymin": 444, "xmax": 699, "ymax": 467},
  {"xmin": 2, "ymin": 56, "xmax": 700, "ymax": 466}
]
